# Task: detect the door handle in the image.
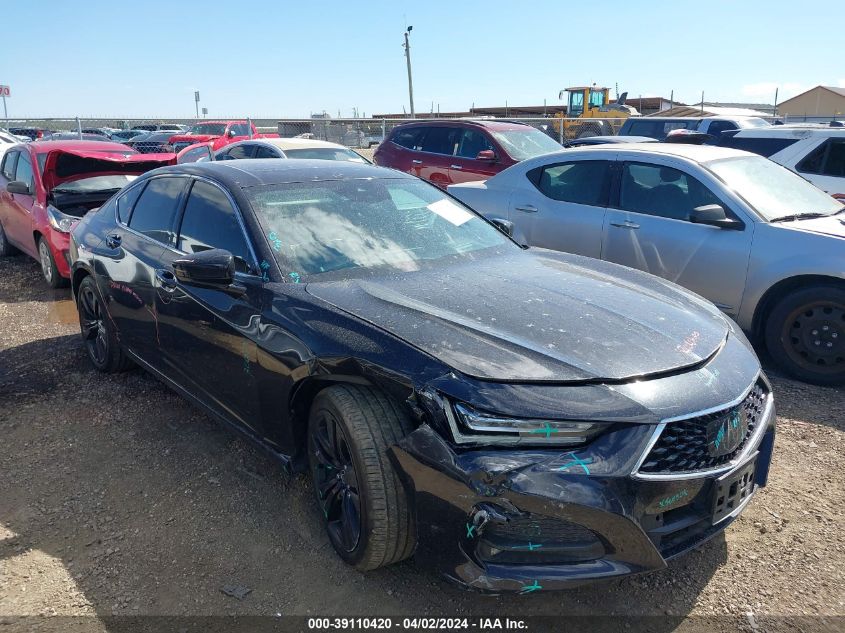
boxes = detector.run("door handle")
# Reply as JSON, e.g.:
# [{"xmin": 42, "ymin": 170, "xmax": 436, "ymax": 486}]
[
  {"xmin": 105, "ymin": 233, "xmax": 122, "ymax": 248},
  {"xmin": 514, "ymin": 204, "xmax": 538, "ymax": 213},
  {"xmin": 155, "ymin": 268, "xmax": 177, "ymax": 290},
  {"xmin": 610, "ymin": 221, "xmax": 640, "ymax": 229},
  {"xmin": 450, "ymin": 164, "xmax": 462, "ymax": 170},
  {"xmin": 411, "ymin": 159, "xmax": 423, "ymax": 164}
]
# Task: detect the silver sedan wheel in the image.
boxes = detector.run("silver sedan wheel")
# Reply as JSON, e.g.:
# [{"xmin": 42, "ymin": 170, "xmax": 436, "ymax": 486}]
[{"xmin": 39, "ymin": 239, "xmax": 54, "ymax": 284}]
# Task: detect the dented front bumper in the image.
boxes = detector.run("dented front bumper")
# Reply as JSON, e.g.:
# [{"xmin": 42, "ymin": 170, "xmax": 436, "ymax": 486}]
[{"xmin": 389, "ymin": 395, "xmax": 776, "ymax": 593}]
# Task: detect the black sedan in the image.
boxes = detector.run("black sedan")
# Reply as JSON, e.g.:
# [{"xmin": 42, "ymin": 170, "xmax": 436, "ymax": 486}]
[
  {"xmin": 69, "ymin": 160, "xmax": 776, "ymax": 592},
  {"xmin": 123, "ymin": 130, "xmax": 176, "ymax": 153}
]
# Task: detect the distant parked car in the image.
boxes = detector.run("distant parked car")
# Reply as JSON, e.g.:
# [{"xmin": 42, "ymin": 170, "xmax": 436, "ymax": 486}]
[
  {"xmin": 111, "ymin": 129, "xmax": 148, "ymax": 143},
  {"xmin": 718, "ymin": 127, "xmax": 845, "ymax": 199},
  {"xmin": 9, "ymin": 127, "xmax": 48, "ymax": 141},
  {"xmin": 373, "ymin": 119, "xmax": 563, "ymax": 188},
  {"xmin": 131, "ymin": 123, "xmax": 187, "ymax": 132},
  {"xmin": 618, "ymin": 116, "xmax": 770, "ymax": 141},
  {"xmin": 448, "ymin": 143, "xmax": 845, "ymax": 384},
  {"xmin": 0, "ymin": 140, "xmax": 174, "ymax": 287},
  {"xmin": 215, "ymin": 138, "xmax": 369, "ymax": 162},
  {"xmin": 41, "ymin": 132, "xmax": 118, "ymax": 142},
  {"xmin": 168, "ymin": 120, "xmax": 259, "ymax": 153},
  {"xmin": 124, "ymin": 131, "xmax": 177, "ymax": 154},
  {"xmin": 81, "ymin": 127, "xmax": 113, "ymax": 139},
  {"xmin": 563, "ymin": 135, "xmax": 657, "ymax": 148}
]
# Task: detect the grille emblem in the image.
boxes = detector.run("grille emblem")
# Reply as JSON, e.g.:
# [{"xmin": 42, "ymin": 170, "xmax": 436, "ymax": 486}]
[{"xmin": 707, "ymin": 407, "xmax": 748, "ymax": 457}]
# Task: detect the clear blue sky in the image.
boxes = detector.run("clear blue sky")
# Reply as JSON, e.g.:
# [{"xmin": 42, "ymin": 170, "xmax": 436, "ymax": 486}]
[{"xmin": 3, "ymin": 0, "xmax": 843, "ymax": 119}]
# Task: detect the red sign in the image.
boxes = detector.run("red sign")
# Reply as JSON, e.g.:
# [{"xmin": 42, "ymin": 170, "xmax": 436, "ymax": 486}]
[{"xmin": 0, "ymin": 85, "xmax": 10, "ymax": 97}]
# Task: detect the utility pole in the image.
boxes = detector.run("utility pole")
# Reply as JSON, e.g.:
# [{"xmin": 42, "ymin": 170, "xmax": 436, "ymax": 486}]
[
  {"xmin": 403, "ymin": 26, "xmax": 415, "ymax": 118},
  {"xmin": 194, "ymin": 91, "xmax": 200, "ymax": 119}
]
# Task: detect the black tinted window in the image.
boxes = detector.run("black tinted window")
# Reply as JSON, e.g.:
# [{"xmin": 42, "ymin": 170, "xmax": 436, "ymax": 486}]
[
  {"xmin": 705, "ymin": 121, "xmax": 738, "ymax": 139},
  {"xmin": 1, "ymin": 151, "xmax": 18, "ymax": 180},
  {"xmin": 718, "ymin": 135, "xmax": 799, "ymax": 158},
  {"xmin": 226, "ymin": 144, "xmax": 254, "ymax": 160},
  {"xmin": 619, "ymin": 163, "xmax": 722, "ymax": 221},
  {"xmin": 177, "ymin": 181, "xmax": 253, "ymax": 271},
  {"xmin": 128, "ymin": 177, "xmax": 186, "ymax": 244},
  {"xmin": 798, "ymin": 139, "xmax": 845, "ymax": 177},
  {"xmin": 420, "ymin": 127, "xmax": 459, "ymax": 155},
  {"xmin": 254, "ymin": 145, "xmax": 279, "ymax": 158},
  {"xmin": 116, "ymin": 183, "xmax": 145, "ymax": 224},
  {"xmin": 391, "ymin": 127, "xmax": 424, "ymax": 150},
  {"xmin": 536, "ymin": 161, "xmax": 610, "ymax": 206},
  {"xmin": 14, "ymin": 151, "xmax": 33, "ymax": 188},
  {"xmin": 456, "ymin": 129, "xmax": 493, "ymax": 158}
]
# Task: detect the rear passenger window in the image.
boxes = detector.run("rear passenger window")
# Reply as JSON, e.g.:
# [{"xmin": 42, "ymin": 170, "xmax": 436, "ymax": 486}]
[
  {"xmin": 254, "ymin": 145, "xmax": 279, "ymax": 159},
  {"xmin": 391, "ymin": 127, "xmax": 424, "ymax": 150},
  {"xmin": 1, "ymin": 151, "xmax": 18, "ymax": 180},
  {"xmin": 116, "ymin": 183, "xmax": 145, "ymax": 224},
  {"xmin": 420, "ymin": 127, "xmax": 459, "ymax": 155},
  {"xmin": 535, "ymin": 161, "xmax": 611, "ymax": 206},
  {"xmin": 177, "ymin": 181, "xmax": 253, "ymax": 272},
  {"xmin": 718, "ymin": 136, "xmax": 799, "ymax": 158},
  {"xmin": 456, "ymin": 129, "xmax": 493, "ymax": 159},
  {"xmin": 128, "ymin": 177, "xmax": 187, "ymax": 245},
  {"xmin": 226, "ymin": 145, "xmax": 254, "ymax": 160}
]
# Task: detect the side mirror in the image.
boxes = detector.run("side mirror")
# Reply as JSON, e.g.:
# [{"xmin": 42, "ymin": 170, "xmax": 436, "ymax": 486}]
[
  {"xmin": 490, "ymin": 217, "xmax": 529, "ymax": 248},
  {"xmin": 173, "ymin": 248, "xmax": 236, "ymax": 288},
  {"xmin": 7, "ymin": 180, "xmax": 31, "ymax": 195},
  {"xmin": 476, "ymin": 149, "xmax": 497, "ymax": 162},
  {"xmin": 690, "ymin": 204, "xmax": 743, "ymax": 230},
  {"xmin": 227, "ymin": 129, "xmax": 237, "ymax": 138}
]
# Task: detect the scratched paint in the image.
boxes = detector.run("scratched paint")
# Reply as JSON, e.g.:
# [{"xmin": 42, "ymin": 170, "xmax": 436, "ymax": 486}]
[{"xmin": 676, "ymin": 330, "xmax": 701, "ymax": 355}]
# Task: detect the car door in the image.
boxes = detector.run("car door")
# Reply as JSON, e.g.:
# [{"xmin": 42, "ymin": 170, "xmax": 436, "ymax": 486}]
[
  {"xmin": 153, "ymin": 177, "xmax": 265, "ymax": 435},
  {"xmin": 5, "ymin": 149, "xmax": 38, "ymax": 257},
  {"xmin": 602, "ymin": 160, "xmax": 753, "ymax": 316},
  {"xmin": 796, "ymin": 138, "xmax": 845, "ymax": 198},
  {"xmin": 507, "ymin": 159, "xmax": 612, "ymax": 259},
  {"xmin": 447, "ymin": 128, "xmax": 500, "ymax": 184},
  {"xmin": 0, "ymin": 149, "xmax": 21, "ymax": 247},
  {"xmin": 417, "ymin": 125, "xmax": 460, "ymax": 188},
  {"xmin": 102, "ymin": 176, "xmax": 189, "ymax": 369}
]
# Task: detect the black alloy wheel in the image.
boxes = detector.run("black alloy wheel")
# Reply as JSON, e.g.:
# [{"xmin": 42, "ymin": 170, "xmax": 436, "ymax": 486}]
[{"xmin": 76, "ymin": 276, "xmax": 133, "ymax": 373}]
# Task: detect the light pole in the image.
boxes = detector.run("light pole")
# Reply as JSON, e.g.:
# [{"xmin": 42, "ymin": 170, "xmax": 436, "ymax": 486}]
[
  {"xmin": 403, "ymin": 26, "xmax": 415, "ymax": 118},
  {"xmin": 194, "ymin": 91, "xmax": 201, "ymax": 119}
]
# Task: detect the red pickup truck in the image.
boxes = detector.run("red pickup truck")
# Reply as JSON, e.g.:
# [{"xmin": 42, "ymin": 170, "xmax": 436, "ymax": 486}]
[{"xmin": 169, "ymin": 120, "xmax": 262, "ymax": 153}]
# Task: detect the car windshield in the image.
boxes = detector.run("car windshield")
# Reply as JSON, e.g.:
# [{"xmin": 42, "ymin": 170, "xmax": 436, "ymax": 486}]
[
  {"xmin": 737, "ymin": 118, "xmax": 770, "ymax": 129},
  {"xmin": 489, "ymin": 127, "xmax": 562, "ymax": 161},
  {"xmin": 707, "ymin": 156, "xmax": 844, "ymax": 221},
  {"xmin": 53, "ymin": 175, "xmax": 137, "ymax": 193},
  {"xmin": 246, "ymin": 178, "xmax": 512, "ymax": 281},
  {"xmin": 188, "ymin": 123, "xmax": 226, "ymax": 135},
  {"xmin": 283, "ymin": 148, "xmax": 367, "ymax": 162}
]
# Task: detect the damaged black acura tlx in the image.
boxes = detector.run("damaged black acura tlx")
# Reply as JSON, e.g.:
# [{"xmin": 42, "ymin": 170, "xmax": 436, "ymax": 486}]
[{"xmin": 70, "ymin": 160, "xmax": 775, "ymax": 593}]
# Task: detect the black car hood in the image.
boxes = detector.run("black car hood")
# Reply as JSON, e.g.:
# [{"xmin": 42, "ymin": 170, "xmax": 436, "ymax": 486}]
[{"xmin": 306, "ymin": 251, "xmax": 729, "ymax": 383}]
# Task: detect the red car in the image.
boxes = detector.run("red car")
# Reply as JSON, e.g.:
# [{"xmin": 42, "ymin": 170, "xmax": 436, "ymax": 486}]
[
  {"xmin": 168, "ymin": 120, "xmax": 260, "ymax": 153},
  {"xmin": 373, "ymin": 119, "xmax": 564, "ymax": 188},
  {"xmin": 0, "ymin": 140, "xmax": 174, "ymax": 287}
]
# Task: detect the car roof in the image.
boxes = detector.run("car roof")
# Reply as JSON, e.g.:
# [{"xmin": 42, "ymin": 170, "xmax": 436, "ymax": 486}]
[
  {"xmin": 393, "ymin": 119, "xmax": 533, "ymax": 132},
  {"xmin": 162, "ymin": 158, "xmax": 412, "ymax": 187},
  {"xmin": 729, "ymin": 126, "xmax": 845, "ymax": 138},
  {"xmin": 606, "ymin": 142, "xmax": 751, "ymax": 161},
  {"xmin": 28, "ymin": 140, "xmax": 137, "ymax": 153},
  {"xmin": 229, "ymin": 137, "xmax": 350, "ymax": 151}
]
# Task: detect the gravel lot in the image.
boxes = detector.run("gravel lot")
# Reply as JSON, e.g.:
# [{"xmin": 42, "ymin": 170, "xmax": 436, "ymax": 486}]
[{"xmin": 0, "ymin": 254, "xmax": 843, "ymax": 632}]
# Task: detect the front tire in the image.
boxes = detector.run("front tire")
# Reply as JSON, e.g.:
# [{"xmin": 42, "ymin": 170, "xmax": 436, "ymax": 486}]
[
  {"xmin": 765, "ymin": 284, "xmax": 845, "ymax": 385},
  {"xmin": 37, "ymin": 236, "xmax": 68, "ymax": 288},
  {"xmin": 77, "ymin": 276, "xmax": 133, "ymax": 373},
  {"xmin": 307, "ymin": 385, "xmax": 415, "ymax": 570}
]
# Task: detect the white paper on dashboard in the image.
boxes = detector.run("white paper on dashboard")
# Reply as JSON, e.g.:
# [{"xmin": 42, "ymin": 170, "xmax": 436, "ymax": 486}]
[{"xmin": 427, "ymin": 199, "xmax": 473, "ymax": 226}]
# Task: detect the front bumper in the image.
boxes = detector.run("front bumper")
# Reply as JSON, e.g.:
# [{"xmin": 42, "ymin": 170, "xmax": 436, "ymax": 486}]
[
  {"xmin": 45, "ymin": 229, "xmax": 72, "ymax": 279},
  {"xmin": 390, "ymin": 385, "xmax": 775, "ymax": 593}
]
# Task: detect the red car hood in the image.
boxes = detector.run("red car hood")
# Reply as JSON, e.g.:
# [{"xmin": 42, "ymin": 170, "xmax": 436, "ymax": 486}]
[{"xmin": 42, "ymin": 149, "xmax": 176, "ymax": 190}]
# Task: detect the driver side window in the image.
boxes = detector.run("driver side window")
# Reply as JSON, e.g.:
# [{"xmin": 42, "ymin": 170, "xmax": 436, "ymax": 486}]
[{"xmin": 618, "ymin": 163, "xmax": 722, "ymax": 222}]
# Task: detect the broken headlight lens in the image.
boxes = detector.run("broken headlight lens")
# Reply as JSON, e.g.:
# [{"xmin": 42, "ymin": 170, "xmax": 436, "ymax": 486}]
[
  {"xmin": 47, "ymin": 206, "xmax": 79, "ymax": 233},
  {"xmin": 448, "ymin": 402, "xmax": 604, "ymax": 446}
]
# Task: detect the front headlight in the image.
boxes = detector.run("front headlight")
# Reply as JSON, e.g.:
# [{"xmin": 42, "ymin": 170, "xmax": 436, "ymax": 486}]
[
  {"xmin": 447, "ymin": 401, "xmax": 605, "ymax": 446},
  {"xmin": 47, "ymin": 206, "xmax": 79, "ymax": 233}
]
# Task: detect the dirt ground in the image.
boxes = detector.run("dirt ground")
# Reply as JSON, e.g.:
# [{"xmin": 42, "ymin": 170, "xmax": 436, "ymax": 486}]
[{"xmin": 0, "ymin": 254, "xmax": 843, "ymax": 633}]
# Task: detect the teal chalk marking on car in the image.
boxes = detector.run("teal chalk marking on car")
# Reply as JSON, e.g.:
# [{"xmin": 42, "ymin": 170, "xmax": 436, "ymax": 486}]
[
  {"xmin": 520, "ymin": 580, "xmax": 542, "ymax": 594},
  {"xmin": 556, "ymin": 452, "xmax": 592, "ymax": 474},
  {"xmin": 516, "ymin": 541, "xmax": 543, "ymax": 551},
  {"xmin": 466, "ymin": 523, "xmax": 476, "ymax": 539},
  {"xmin": 658, "ymin": 489, "xmax": 689, "ymax": 509},
  {"xmin": 259, "ymin": 260, "xmax": 271, "ymax": 282},
  {"xmin": 267, "ymin": 231, "xmax": 283, "ymax": 251},
  {"xmin": 529, "ymin": 422, "xmax": 558, "ymax": 438},
  {"xmin": 288, "ymin": 272, "xmax": 301, "ymax": 284}
]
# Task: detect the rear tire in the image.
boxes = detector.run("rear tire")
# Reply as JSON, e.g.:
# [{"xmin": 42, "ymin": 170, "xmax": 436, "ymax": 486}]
[
  {"xmin": 764, "ymin": 284, "xmax": 845, "ymax": 385},
  {"xmin": 77, "ymin": 276, "xmax": 133, "ymax": 373},
  {"xmin": 0, "ymin": 221, "xmax": 19, "ymax": 256},
  {"xmin": 307, "ymin": 385, "xmax": 415, "ymax": 570},
  {"xmin": 37, "ymin": 236, "xmax": 68, "ymax": 288}
]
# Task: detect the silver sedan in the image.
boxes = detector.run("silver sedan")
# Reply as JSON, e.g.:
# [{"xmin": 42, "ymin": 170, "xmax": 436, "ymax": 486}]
[{"xmin": 449, "ymin": 144, "xmax": 845, "ymax": 385}]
